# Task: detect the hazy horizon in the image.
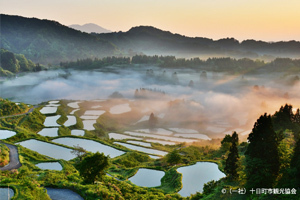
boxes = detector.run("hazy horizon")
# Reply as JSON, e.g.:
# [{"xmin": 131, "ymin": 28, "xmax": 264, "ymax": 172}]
[{"xmin": 1, "ymin": 0, "xmax": 300, "ymax": 42}]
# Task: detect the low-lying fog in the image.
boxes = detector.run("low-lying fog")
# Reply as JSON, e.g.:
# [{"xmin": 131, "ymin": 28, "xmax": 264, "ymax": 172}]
[{"xmin": 1, "ymin": 66, "xmax": 300, "ymax": 140}]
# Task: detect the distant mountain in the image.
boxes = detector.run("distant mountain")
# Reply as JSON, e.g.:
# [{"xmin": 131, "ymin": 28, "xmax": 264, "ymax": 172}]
[
  {"xmin": 69, "ymin": 23, "xmax": 111, "ymax": 34},
  {"xmin": 0, "ymin": 14, "xmax": 117, "ymax": 64},
  {"xmin": 97, "ymin": 26, "xmax": 300, "ymax": 59}
]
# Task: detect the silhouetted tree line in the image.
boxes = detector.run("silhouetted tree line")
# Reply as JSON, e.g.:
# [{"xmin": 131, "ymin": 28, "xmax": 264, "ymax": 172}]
[
  {"xmin": 134, "ymin": 88, "xmax": 166, "ymax": 99},
  {"xmin": 60, "ymin": 55, "xmax": 300, "ymax": 73},
  {"xmin": 60, "ymin": 56, "xmax": 130, "ymax": 69}
]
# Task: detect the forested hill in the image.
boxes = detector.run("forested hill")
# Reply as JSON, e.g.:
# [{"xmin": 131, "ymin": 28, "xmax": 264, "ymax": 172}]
[
  {"xmin": 0, "ymin": 49, "xmax": 41, "ymax": 76},
  {"xmin": 0, "ymin": 14, "xmax": 117, "ymax": 64},
  {"xmin": 97, "ymin": 26, "xmax": 300, "ymax": 59},
  {"xmin": 1, "ymin": 14, "xmax": 300, "ymax": 65}
]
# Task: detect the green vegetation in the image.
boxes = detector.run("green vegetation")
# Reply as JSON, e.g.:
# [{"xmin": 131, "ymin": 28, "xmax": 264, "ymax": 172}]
[
  {"xmin": 60, "ymin": 54, "xmax": 300, "ymax": 75},
  {"xmin": 0, "ymin": 143, "xmax": 10, "ymax": 167},
  {"xmin": 0, "ymin": 98, "xmax": 299, "ymax": 199},
  {"xmin": 19, "ymin": 109, "xmax": 45, "ymax": 133},
  {"xmin": 0, "ymin": 49, "xmax": 40, "ymax": 76},
  {"xmin": 2, "ymin": 14, "xmax": 300, "ymax": 66},
  {"xmin": 224, "ymin": 132, "xmax": 239, "ymax": 180},
  {"xmin": 58, "ymin": 126, "xmax": 71, "ymax": 136},
  {"xmin": 113, "ymin": 152, "xmax": 151, "ymax": 168},
  {"xmin": 159, "ymin": 168, "xmax": 182, "ymax": 193},
  {"xmin": 71, "ymin": 144, "xmax": 87, "ymax": 162},
  {"xmin": 76, "ymin": 152, "xmax": 109, "ymax": 184},
  {"xmin": 0, "ymin": 98, "xmax": 28, "ymax": 117},
  {"xmin": 1, "ymin": 14, "xmax": 116, "ymax": 64},
  {"xmin": 166, "ymin": 150, "xmax": 182, "ymax": 165}
]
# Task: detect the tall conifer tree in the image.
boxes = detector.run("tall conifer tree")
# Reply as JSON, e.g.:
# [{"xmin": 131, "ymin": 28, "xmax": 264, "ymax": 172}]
[
  {"xmin": 225, "ymin": 132, "xmax": 239, "ymax": 180},
  {"xmin": 245, "ymin": 114, "xmax": 280, "ymax": 188}
]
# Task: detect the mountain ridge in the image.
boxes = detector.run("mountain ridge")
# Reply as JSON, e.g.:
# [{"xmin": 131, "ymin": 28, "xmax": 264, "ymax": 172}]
[
  {"xmin": 69, "ymin": 23, "xmax": 111, "ymax": 33},
  {"xmin": 1, "ymin": 14, "xmax": 300, "ymax": 64},
  {"xmin": 97, "ymin": 25, "xmax": 300, "ymax": 59},
  {"xmin": 0, "ymin": 14, "xmax": 117, "ymax": 64}
]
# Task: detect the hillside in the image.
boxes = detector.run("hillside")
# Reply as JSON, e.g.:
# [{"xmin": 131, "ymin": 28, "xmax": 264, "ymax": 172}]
[
  {"xmin": 97, "ymin": 26, "xmax": 300, "ymax": 59},
  {"xmin": 0, "ymin": 99, "xmax": 299, "ymax": 199},
  {"xmin": 1, "ymin": 14, "xmax": 300, "ymax": 65},
  {"xmin": 0, "ymin": 14, "xmax": 117, "ymax": 64},
  {"xmin": 69, "ymin": 23, "xmax": 111, "ymax": 33}
]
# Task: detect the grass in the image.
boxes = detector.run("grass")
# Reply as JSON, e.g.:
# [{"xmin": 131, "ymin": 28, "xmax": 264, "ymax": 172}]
[
  {"xmin": 0, "ymin": 143, "xmax": 10, "ymax": 167},
  {"xmin": 158, "ymin": 168, "xmax": 182, "ymax": 193},
  {"xmin": 58, "ymin": 126, "xmax": 71, "ymax": 136},
  {"xmin": 108, "ymin": 166, "xmax": 139, "ymax": 180},
  {"xmin": 18, "ymin": 109, "xmax": 46, "ymax": 133}
]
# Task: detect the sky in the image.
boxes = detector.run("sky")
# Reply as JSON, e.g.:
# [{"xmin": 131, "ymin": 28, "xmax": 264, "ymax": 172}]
[{"xmin": 1, "ymin": 0, "xmax": 300, "ymax": 42}]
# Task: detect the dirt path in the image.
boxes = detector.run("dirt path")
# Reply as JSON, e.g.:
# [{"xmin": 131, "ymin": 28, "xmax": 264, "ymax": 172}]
[
  {"xmin": 0, "ymin": 106, "xmax": 37, "ymax": 171},
  {"xmin": 0, "ymin": 142, "xmax": 22, "ymax": 171}
]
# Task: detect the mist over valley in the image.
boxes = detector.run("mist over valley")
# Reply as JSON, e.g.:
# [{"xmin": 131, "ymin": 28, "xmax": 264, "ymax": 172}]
[{"xmin": 1, "ymin": 65, "xmax": 299, "ymax": 141}]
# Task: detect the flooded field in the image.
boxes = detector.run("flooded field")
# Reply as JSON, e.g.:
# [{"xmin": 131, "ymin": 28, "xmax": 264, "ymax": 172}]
[
  {"xmin": 17, "ymin": 139, "xmax": 76, "ymax": 160},
  {"xmin": 44, "ymin": 115, "xmax": 60, "ymax": 127},
  {"xmin": 110, "ymin": 103, "xmax": 131, "ymax": 114},
  {"xmin": 46, "ymin": 187, "xmax": 83, "ymax": 200},
  {"xmin": 108, "ymin": 133, "xmax": 143, "ymax": 140},
  {"xmin": 82, "ymin": 120, "xmax": 96, "ymax": 130},
  {"xmin": 39, "ymin": 107, "xmax": 57, "ymax": 114},
  {"xmin": 52, "ymin": 137, "xmax": 125, "ymax": 158},
  {"xmin": 126, "ymin": 140, "xmax": 152, "ymax": 147},
  {"xmin": 114, "ymin": 142, "xmax": 167, "ymax": 156},
  {"xmin": 0, "ymin": 188, "xmax": 14, "ymax": 200},
  {"xmin": 38, "ymin": 128, "xmax": 59, "ymax": 137},
  {"xmin": 71, "ymin": 130, "xmax": 85, "ymax": 136},
  {"xmin": 129, "ymin": 168, "xmax": 165, "ymax": 187},
  {"xmin": 0, "ymin": 130, "xmax": 16, "ymax": 139},
  {"xmin": 35, "ymin": 162, "xmax": 63, "ymax": 170},
  {"xmin": 64, "ymin": 115, "xmax": 77, "ymax": 126},
  {"xmin": 124, "ymin": 131, "xmax": 198, "ymax": 143},
  {"xmin": 177, "ymin": 162, "xmax": 226, "ymax": 197}
]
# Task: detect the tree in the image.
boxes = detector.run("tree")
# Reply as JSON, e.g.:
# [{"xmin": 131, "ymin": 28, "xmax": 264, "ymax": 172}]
[
  {"xmin": 293, "ymin": 108, "xmax": 300, "ymax": 124},
  {"xmin": 71, "ymin": 144, "xmax": 87, "ymax": 162},
  {"xmin": 188, "ymin": 80, "xmax": 194, "ymax": 87},
  {"xmin": 0, "ymin": 50, "xmax": 20, "ymax": 73},
  {"xmin": 77, "ymin": 152, "xmax": 109, "ymax": 184},
  {"xmin": 220, "ymin": 134, "xmax": 232, "ymax": 152},
  {"xmin": 245, "ymin": 114, "xmax": 280, "ymax": 188},
  {"xmin": 289, "ymin": 138, "xmax": 300, "ymax": 188},
  {"xmin": 272, "ymin": 104, "xmax": 294, "ymax": 131},
  {"xmin": 200, "ymin": 71, "xmax": 207, "ymax": 80},
  {"xmin": 224, "ymin": 132, "xmax": 239, "ymax": 180},
  {"xmin": 134, "ymin": 89, "xmax": 139, "ymax": 98},
  {"xmin": 15, "ymin": 54, "xmax": 30, "ymax": 71},
  {"xmin": 166, "ymin": 150, "xmax": 182, "ymax": 165},
  {"xmin": 148, "ymin": 112, "xmax": 157, "ymax": 129}
]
